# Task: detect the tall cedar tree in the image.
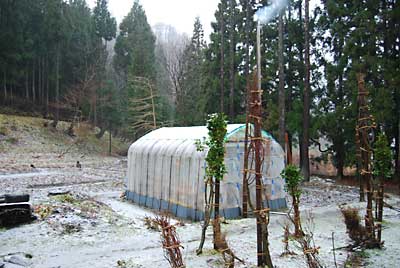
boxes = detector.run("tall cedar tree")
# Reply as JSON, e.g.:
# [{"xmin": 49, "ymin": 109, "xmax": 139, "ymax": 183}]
[
  {"xmin": 114, "ymin": 1, "xmax": 157, "ymax": 138},
  {"xmin": 206, "ymin": 0, "xmax": 242, "ymax": 120},
  {"xmin": 179, "ymin": 17, "xmax": 208, "ymax": 125},
  {"xmin": 315, "ymin": 0, "xmax": 399, "ymax": 180}
]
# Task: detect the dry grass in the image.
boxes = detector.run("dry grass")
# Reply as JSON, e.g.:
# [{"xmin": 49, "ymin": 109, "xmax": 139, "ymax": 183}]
[
  {"xmin": 340, "ymin": 207, "xmax": 368, "ymax": 246},
  {"xmin": 0, "ymin": 113, "xmax": 129, "ymax": 155}
]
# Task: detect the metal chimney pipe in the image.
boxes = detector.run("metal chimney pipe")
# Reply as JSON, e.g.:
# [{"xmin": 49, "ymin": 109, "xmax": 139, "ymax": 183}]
[{"xmin": 257, "ymin": 21, "xmax": 261, "ymax": 91}]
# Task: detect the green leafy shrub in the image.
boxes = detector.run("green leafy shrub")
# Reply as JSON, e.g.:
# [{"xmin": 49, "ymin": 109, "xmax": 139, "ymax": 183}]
[
  {"xmin": 281, "ymin": 164, "xmax": 303, "ymax": 198},
  {"xmin": 373, "ymin": 133, "xmax": 393, "ymax": 179}
]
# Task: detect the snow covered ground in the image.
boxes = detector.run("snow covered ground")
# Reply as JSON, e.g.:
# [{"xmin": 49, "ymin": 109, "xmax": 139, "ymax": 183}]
[{"xmin": 1, "ymin": 154, "xmax": 400, "ymax": 268}]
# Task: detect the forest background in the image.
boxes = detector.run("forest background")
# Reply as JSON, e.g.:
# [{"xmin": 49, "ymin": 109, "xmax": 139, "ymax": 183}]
[{"xmin": 0, "ymin": 0, "xmax": 398, "ymax": 181}]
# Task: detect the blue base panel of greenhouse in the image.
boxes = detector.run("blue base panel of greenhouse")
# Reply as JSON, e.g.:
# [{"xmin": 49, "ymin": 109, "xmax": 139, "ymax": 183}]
[{"xmin": 125, "ymin": 190, "xmax": 287, "ymax": 221}]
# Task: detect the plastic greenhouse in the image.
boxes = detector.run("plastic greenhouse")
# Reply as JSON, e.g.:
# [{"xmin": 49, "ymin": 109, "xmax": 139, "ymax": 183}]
[{"xmin": 126, "ymin": 124, "xmax": 287, "ymax": 221}]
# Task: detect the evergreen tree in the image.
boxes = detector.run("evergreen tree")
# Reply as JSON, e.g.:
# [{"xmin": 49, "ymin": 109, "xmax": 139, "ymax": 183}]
[
  {"xmin": 93, "ymin": 0, "xmax": 117, "ymax": 44},
  {"xmin": 206, "ymin": 0, "xmax": 242, "ymax": 120},
  {"xmin": 114, "ymin": 1, "xmax": 156, "ymax": 81},
  {"xmin": 179, "ymin": 17, "xmax": 208, "ymax": 125},
  {"xmin": 315, "ymin": 0, "xmax": 399, "ymax": 179},
  {"xmin": 114, "ymin": 1, "xmax": 172, "ymax": 138}
]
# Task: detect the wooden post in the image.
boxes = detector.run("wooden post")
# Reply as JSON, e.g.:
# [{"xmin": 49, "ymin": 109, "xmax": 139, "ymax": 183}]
[
  {"xmin": 285, "ymin": 132, "xmax": 292, "ymax": 165},
  {"xmin": 248, "ymin": 22, "xmax": 273, "ymax": 268},
  {"xmin": 255, "ymin": 22, "xmax": 264, "ymax": 266},
  {"xmin": 242, "ymin": 105, "xmax": 250, "ymax": 218},
  {"xmin": 356, "ymin": 73, "xmax": 376, "ymax": 243}
]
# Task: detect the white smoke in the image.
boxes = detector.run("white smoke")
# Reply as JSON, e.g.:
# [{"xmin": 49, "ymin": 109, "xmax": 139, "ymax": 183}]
[{"xmin": 255, "ymin": 0, "xmax": 288, "ymax": 24}]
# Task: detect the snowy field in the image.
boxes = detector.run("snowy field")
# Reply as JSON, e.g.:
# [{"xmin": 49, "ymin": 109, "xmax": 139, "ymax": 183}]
[{"xmin": 1, "ymin": 153, "xmax": 400, "ymax": 268}]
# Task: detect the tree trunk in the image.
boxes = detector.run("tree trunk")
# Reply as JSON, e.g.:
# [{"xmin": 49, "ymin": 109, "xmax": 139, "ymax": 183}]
[
  {"xmin": 242, "ymin": 0, "xmax": 251, "ymax": 218},
  {"xmin": 109, "ymin": 129, "xmax": 112, "ymax": 156},
  {"xmin": 293, "ymin": 195, "xmax": 302, "ymax": 237},
  {"xmin": 41, "ymin": 57, "xmax": 45, "ymax": 105},
  {"xmin": 32, "ymin": 61, "xmax": 35, "ymax": 103},
  {"xmin": 254, "ymin": 24, "xmax": 273, "ymax": 268},
  {"xmin": 3, "ymin": 70, "xmax": 7, "ymax": 103},
  {"xmin": 228, "ymin": 0, "xmax": 235, "ymax": 120},
  {"xmin": 38, "ymin": 58, "xmax": 41, "ymax": 105},
  {"xmin": 10, "ymin": 84, "xmax": 13, "ymax": 103},
  {"xmin": 278, "ymin": 11, "xmax": 285, "ymax": 147},
  {"xmin": 377, "ymin": 178, "xmax": 384, "ymax": 243},
  {"xmin": 357, "ymin": 73, "xmax": 376, "ymax": 243},
  {"xmin": 52, "ymin": 48, "xmax": 60, "ymax": 128},
  {"xmin": 244, "ymin": 0, "xmax": 250, "ymax": 88},
  {"xmin": 333, "ymin": 137, "xmax": 345, "ymax": 180},
  {"xmin": 286, "ymin": 5, "xmax": 294, "ymax": 161},
  {"xmin": 214, "ymin": 179, "xmax": 220, "ymax": 250},
  {"xmin": 197, "ymin": 179, "xmax": 214, "ymax": 255},
  {"xmin": 93, "ymin": 94, "xmax": 97, "ymax": 126},
  {"xmin": 25, "ymin": 70, "xmax": 29, "ymax": 100},
  {"xmin": 214, "ymin": 7, "xmax": 225, "ymax": 250},
  {"xmin": 336, "ymin": 151, "xmax": 344, "ymax": 180},
  {"xmin": 301, "ymin": 0, "xmax": 310, "ymax": 181},
  {"xmin": 220, "ymin": 8, "xmax": 225, "ymax": 114},
  {"xmin": 46, "ymin": 55, "xmax": 49, "ymax": 115},
  {"xmin": 394, "ymin": 85, "xmax": 400, "ymax": 185},
  {"xmin": 397, "ymin": 118, "xmax": 400, "ymax": 192}
]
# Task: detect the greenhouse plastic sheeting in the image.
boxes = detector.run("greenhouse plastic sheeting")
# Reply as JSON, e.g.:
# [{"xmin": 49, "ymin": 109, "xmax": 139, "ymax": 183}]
[{"xmin": 126, "ymin": 124, "xmax": 287, "ymax": 220}]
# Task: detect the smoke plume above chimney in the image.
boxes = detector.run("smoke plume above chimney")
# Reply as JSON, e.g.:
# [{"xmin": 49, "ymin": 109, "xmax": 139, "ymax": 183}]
[{"xmin": 255, "ymin": 0, "xmax": 288, "ymax": 24}]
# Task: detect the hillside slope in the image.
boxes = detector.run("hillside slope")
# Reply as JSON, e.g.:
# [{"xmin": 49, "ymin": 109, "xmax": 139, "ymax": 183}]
[{"xmin": 0, "ymin": 114, "xmax": 128, "ymax": 174}]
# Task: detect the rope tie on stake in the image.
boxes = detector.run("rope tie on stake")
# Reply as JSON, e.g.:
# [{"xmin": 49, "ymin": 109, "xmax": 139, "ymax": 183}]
[
  {"xmin": 163, "ymin": 244, "xmax": 182, "ymax": 249},
  {"xmin": 162, "ymin": 225, "xmax": 175, "ymax": 231},
  {"xmin": 250, "ymin": 101, "xmax": 262, "ymax": 106},
  {"xmin": 253, "ymin": 208, "xmax": 270, "ymax": 214},
  {"xmin": 358, "ymin": 125, "xmax": 375, "ymax": 130},
  {"xmin": 248, "ymin": 115, "xmax": 262, "ymax": 122},
  {"xmin": 358, "ymin": 91, "xmax": 369, "ymax": 95},
  {"xmin": 360, "ymin": 169, "xmax": 372, "ymax": 175},
  {"xmin": 303, "ymin": 247, "xmax": 320, "ymax": 254}
]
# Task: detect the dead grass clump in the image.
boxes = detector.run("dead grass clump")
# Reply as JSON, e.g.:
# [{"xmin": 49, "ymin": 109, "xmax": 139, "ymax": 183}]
[
  {"xmin": 144, "ymin": 216, "xmax": 160, "ymax": 231},
  {"xmin": 53, "ymin": 194, "xmax": 77, "ymax": 204},
  {"xmin": 116, "ymin": 147, "xmax": 129, "ymax": 156},
  {"xmin": 0, "ymin": 126, "xmax": 8, "ymax": 136},
  {"xmin": 281, "ymin": 222, "xmax": 296, "ymax": 257},
  {"xmin": 34, "ymin": 205, "xmax": 54, "ymax": 220},
  {"xmin": 340, "ymin": 207, "xmax": 368, "ymax": 246},
  {"xmin": 74, "ymin": 123, "xmax": 92, "ymax": 139}
]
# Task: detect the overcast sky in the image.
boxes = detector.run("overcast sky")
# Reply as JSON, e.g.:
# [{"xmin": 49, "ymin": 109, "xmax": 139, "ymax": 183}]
[
  {"xmin": 87, "ymin": 0, "xmax": 320, "ymax": 39},
  {"xmin": 87, "ymin": 0, "xmax": 219, "ymax": 37}
]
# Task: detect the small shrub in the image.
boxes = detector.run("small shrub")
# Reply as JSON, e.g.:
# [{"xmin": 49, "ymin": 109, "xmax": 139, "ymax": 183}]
[
  {"xmin": 281, "ymin": 164, "xmax": 303, "ymax": 198},
  {"xmin": 0, "ymin": 126, "xmax": 8, "ymax": 136},
  {"xmin": 373, "ymin": 133, "xmax": 393, "ymax": 179},
  {"xmin": 5, "ymin": 136, "xmax": 18, "ymax": 144},
  {"xmin": 281, "ymin": 164, "xmax": 303, "ymax": 237},
  {"xmin": 52, "ymin": 194, "xmax": 77, "ymax": 204}
]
